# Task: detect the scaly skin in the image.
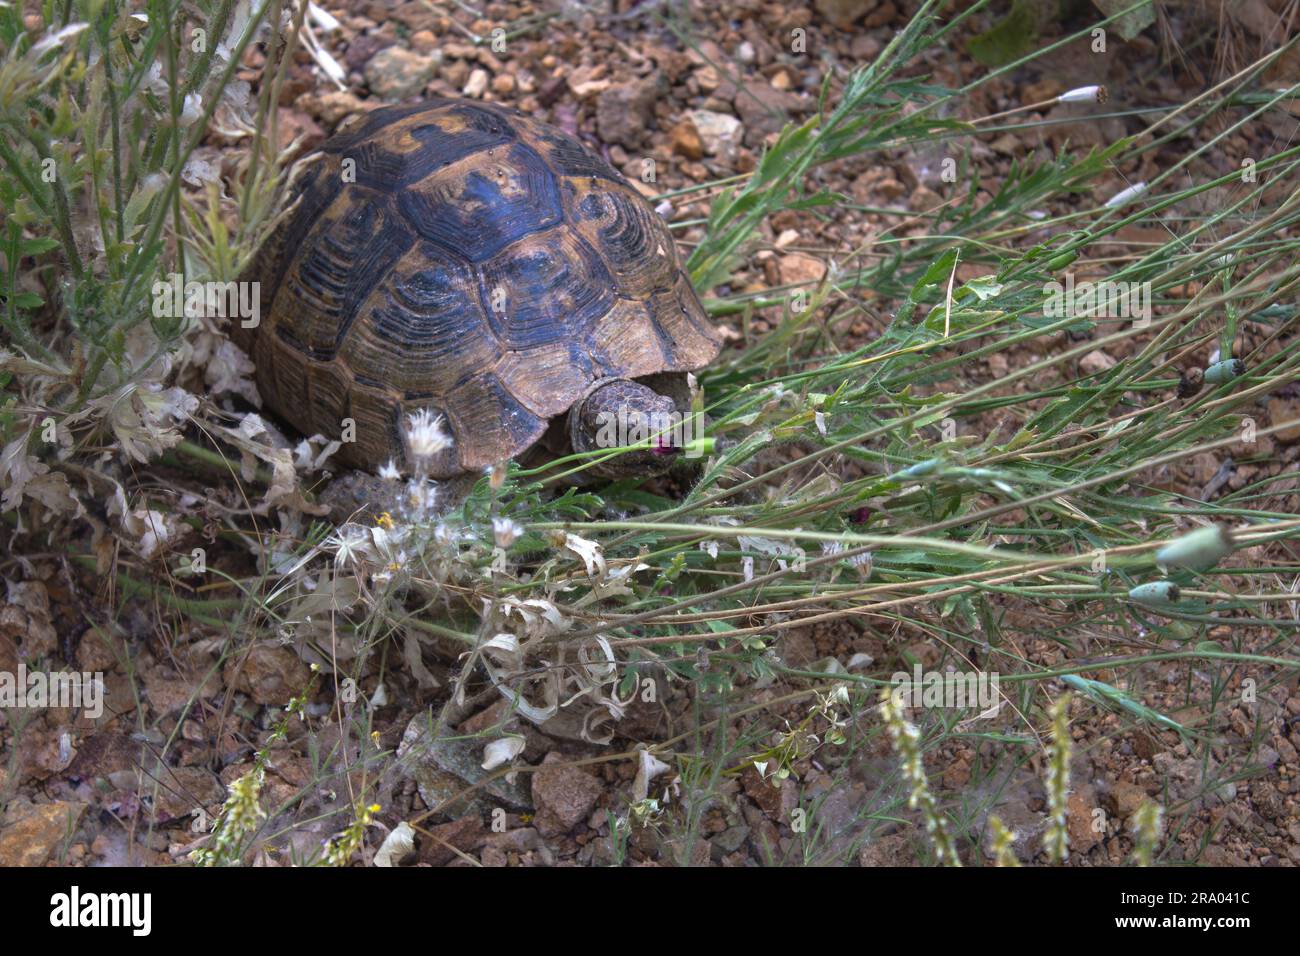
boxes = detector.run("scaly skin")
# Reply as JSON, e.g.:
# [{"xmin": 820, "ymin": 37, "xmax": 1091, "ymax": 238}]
[{"xmin": 568, "ymin": 379, "xmax": 681, "ymax": 479}]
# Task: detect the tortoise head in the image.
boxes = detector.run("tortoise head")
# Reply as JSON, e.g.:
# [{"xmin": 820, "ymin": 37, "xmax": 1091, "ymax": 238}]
[{"xmin": 567, "ymin": 379, "xmax": 684, "ymax": 480}]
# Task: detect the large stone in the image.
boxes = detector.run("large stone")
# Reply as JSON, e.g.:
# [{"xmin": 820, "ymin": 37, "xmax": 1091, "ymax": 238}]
[
  {"xmin": 397, "ymin": 713, "xmax": 532, "ymax": 821},
  {"xmin": 779, "ymin": 252, "xmax": 827, "ymax": 286},
  {"xmin": 1067, "ymin": 787, "xmax": 1103, "ymax": 855},
  {"xmin": 816, "ymin": 0, "xmax": 879, "ymax": 30},
  {"xmin": 0, "ymin": 801, "xmax": 86, "ymax": 866},
  {"xmin": 223, "ymin": 645, "xmax": 312, "ymax": 706},
  {"xmin": 364, "ymin": 47, "xmax": 440, "ymax": 100},
  {"xmin": 669, "ymin": 119, "xmax": 704, "ymax": 160},
  {"xmin": 531, "ymin": 752, "xmax": 603, "ymax": 837},
  {"xmin": 731, "ymin": 80, "xmax": 808, "ymax": 138},
  {"xmin": 148, "ymin": 764, "xmax": 225, "ymax": 824},
  {"xmin": 1104, "ymin": 779, "xmax": 1147, "ymax": 820},
  {"xmin": 596, "ymin": 73, "xmax": 663, "ymax": 148},
  {"xmin": 687, "ymin": 109, "xmax": 744, "ymax": 160},
  {"xmin": 1267, "ymin": 398, "xmax": 1300, "ymax": 443}
]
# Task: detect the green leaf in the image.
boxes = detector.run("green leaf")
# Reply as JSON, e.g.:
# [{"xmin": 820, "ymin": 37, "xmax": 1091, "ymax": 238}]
[
  {"xmin": 19, "ymin": 237, "xmax": 61, "ymax": 256},
  {"xmin": 896, "ymin": 248, "xmax": 958, "ymax": 324}
]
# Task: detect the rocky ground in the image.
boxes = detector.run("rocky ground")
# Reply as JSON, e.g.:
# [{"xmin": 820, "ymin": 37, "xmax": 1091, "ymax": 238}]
[{"xmin": 2, "ymin": 0, "xmax": 1298, "ymax": 866}]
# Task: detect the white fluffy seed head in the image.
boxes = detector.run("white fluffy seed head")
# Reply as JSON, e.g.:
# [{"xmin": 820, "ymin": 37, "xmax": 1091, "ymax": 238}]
[{"xmin": 404, "ymin": 409, "xmax": 452, "ymax": 460}]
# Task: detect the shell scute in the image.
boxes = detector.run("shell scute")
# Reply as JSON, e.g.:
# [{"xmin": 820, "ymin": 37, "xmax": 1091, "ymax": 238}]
[
  {"xmin": 478, "ymin": 230, "xmax": 615, "ymax": 349},
  {"xmin": 274, "ymin": 193, "xmax": 413, "ymax": 359},
  {"xmin": 397, "ymin": 143, "xmax": 562, "ymax": 262},
  {"xmin": 342, "ymin": 244, "xmax": 498, "ymax": 398},
  {"xmin": 442, "ymin": 371, "xmax": 548, "ymax": 471}
]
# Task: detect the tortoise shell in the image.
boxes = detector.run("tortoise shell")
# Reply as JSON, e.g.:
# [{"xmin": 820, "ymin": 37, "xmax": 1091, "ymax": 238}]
[{"xmin": 235, "ymin": 99, "xmax": 721, "ymax": 477}]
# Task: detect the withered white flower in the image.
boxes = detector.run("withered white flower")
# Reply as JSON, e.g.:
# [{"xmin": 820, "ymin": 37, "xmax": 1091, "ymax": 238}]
[
  {"xmin": 142, "ymin": 60, "xmax": 170, "ymax": 97},
  {"xmin": 0, "ymin": 437, "xmax": 81, "ymax": 516},
  {"xmin": 481, "ymin": 735, "xmax": 526, "ymax": 771},
  {"xmin": 108, "ymin": 486, "xmax": 182, "ymax": 558},
  {"xmin": 488, "ymin": 665, "xmax": 558, "ymax": 725},
  {"xmin": 493, "ymin": 516, "xmax": 524, "ymax": 548},
  {"xmin": 178, "ymin": 93, "xmax": 205, "ymax": 128},
  {"xmin": 91, "ymin": 381, "xmax": 198, "ymax": 463},
  {"xmin": 577, "ymin": 635, "xmax": 617, "ymax": 684},
  {"xmin": 578, "ymin": 559, "xmax": 651, "ymax": 604},
  {"xmin": 294, "ymin": 434, "xmax": 342, "ymax": 472},
  {"xmin": 848, "ymin": 550, "xmax": 873, "ymax": 575},
  {"xmin": 480, "ymin": 632, "xmax": 520, "ymax": 655},
  {"xmin": 373, "ymin": 821, "xmax": 415, "ymax": 867},
  {"xmin": 581, "ymin": 708, "xmax": 617, "ymax": 745},
  {"xmin": 846, "ymin": 652, "xmax": 875, "ymax": 671},
  {"xmin": 404, "ymin": 478, "xmax": 439, "ymax": 517},
  {"xmin": 405, "ymin": 409, "xmax": 452, "ymax": 460},
  {"xmin": 298, "ymin": 6, "xmax": 347, "ymax": 87},
  {"xmin": 326, "ymin": 524, "xmax": 370, "ymax": 569},
  {"xmin": 197, "ymin": 336, "xmax": 258, "ymax": 405},
  {"xmin": 631, "ymin": 748, "xmax": 672, "ymax": 803},
  {"xmin": 559, "ymin": 532, "xmax": 606, "ymax": 578},
  {"xmin": 493, "ymin": 596, "xmax": 570, "ymax": 639},
  {"xmin": 369, "ymin": 522, "xmax": 409, "ymax": 568},
  {"xmin": 1, "ymin": 437, "xmax": 46, "ymax": 511},
  {"xmin": 32, "ymin": 22, "xmax": 89, "ymax": 55}
]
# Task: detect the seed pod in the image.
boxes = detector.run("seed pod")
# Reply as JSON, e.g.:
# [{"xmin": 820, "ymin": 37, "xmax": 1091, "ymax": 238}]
[
  {"xmin": 1203, "ymin": 358, "xmax": 1245, "ymax": 385},
  {"xmin": 1176, "ymin": 367, "xmax": 1203, "ymax": 398},
  {"xmin": 1129, "ymin": 581, "xmax": 1181, "ymax": 606},
  {"xmin": 1155, "ymin": 525, "xmax": 1234, "ymax": 571},
  {"xmin": 897, "ymin": 458, "xmax": 941, "ymax": 480},
  {"xmin": 1045, "ymin": 251, "xmax": 1078, "ymax": 271},
  {"xmin": 1059, "ymin": 85, "xmax": 1107, "ymax": 104}
]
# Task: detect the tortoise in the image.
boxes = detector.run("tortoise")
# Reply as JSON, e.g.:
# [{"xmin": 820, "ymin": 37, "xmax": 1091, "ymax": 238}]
[{"xmin": 233, "ymin": 98, "xmax": 721, "ymax": 481}]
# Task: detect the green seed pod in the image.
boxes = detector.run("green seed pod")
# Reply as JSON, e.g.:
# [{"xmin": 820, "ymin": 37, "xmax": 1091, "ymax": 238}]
[
  {"xmin": 897, "ymin": 458, "xmax": 941, "ymax": 480},
  {"xmin": 1155, "ymin": 525, "xmax": 1234, "ymax": 570},
  {"xmin": 1129, "ymin": 581, "xmax": 1181, "ymax": 606},
  {"xmin": 1203, "ymin": 358, "xmax": 1245, "ymax": 385},
  {"xmin": 1045, "ymin": 251, "xmax": 1078, "ymax": 271}
]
